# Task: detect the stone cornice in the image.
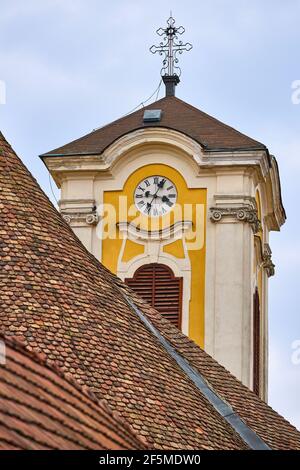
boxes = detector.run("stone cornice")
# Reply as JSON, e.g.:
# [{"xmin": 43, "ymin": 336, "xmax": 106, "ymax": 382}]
[
  {"xmin": 201, "ymin": 148, "xmax": 270, "ymax": 179},
  {"xmin": 43, "ymin": 127, "xmax": 285, "ymax": 231},
  {"xmin": 43, "ymin": 128, "xmax": 269, "ymax": 177}
]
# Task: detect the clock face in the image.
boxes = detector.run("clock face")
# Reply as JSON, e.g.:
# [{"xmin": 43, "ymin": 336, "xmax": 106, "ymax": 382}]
[{"xmin": 134, "ymin": 175, "xmax": 177, "ymax": 217}]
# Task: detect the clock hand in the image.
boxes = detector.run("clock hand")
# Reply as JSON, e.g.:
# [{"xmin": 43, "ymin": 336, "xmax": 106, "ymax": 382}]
[
  {"xmin": 145, "ymin": 179, "xmax": 166, "ymax": 214},
  {"xmin": 146, "ymin": 202, "xmax": 152, "ymax": 213},
  {"xmin": 145, "ymin": 179, "xmax": 166, "ymax": 198},
  {"xmin": 158, "ymin": 179, "xmax": 166, "ymax": 189},
  {"xmin": 145, "ymin": 192, "xmax": 163, "ymax": 198},
  {"xmin": 148, "ymin": 185, "xmax": 162, "ymax": 210}
]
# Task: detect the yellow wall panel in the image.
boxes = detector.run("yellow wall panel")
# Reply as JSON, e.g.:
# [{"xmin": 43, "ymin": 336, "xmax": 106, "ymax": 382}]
[
  {"xmin": 102, "ymin": 163, "xmax": 206, "ymax": 348},
  {"xmin": 122, "ymin": 239, "xmax": 144, "ymax": 263},
  {"xmin": 163, "ymin": 239, "xmax": 185, "ymax": 258}
]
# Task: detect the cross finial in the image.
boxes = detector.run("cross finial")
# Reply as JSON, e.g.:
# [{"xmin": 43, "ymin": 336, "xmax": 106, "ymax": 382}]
[{"xmin": 150, "ymin": 15, "xmax": 192, "ymax": 96}]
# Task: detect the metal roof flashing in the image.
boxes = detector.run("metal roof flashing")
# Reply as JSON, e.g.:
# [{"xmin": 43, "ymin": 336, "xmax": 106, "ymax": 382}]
[{"xmin": 122, "ymin": 292, "xmax": 271, "ymax": 451}]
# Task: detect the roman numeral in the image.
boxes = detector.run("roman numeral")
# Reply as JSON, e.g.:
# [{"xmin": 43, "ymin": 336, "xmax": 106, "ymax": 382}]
[
  {"xmin": 136, "ymin": 194, "xmax": 143, "ymax": 198},
  {"xmin": 168, "ymin": 194, "xmax": 176, "ymax": 198},
  {"xmin": 167, "ymin": 185, "xmax": 174, "ymax": 191},
  {"xmin": 138, "ymin": 185, "xmax": 144, "ymax": 192},
  {"xmin": 144, "ymin": 179, "xmax": 150, "ymax": 187}
]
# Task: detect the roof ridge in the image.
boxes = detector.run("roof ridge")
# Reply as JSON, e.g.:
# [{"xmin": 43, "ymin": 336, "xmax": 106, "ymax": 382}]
[
  {"xmin": 2, "ymin": 133, "xmax": 299, "ymax": 449},
  {"xmin": 92, "ymin": 96, "xmax": 168, "ymax": 133},
  {"xmin": 0, "ymin": 418, "xmax": 57, "ymax": 450},
  {"xmin": 123, "ymin": 294, "xmax": 269, "ymax": 450},
  {"xmin": 0, "ymin": 377, "xmax": 128, "ymax": 450},
  {"xmin": 3, "ymin": 136, "xmax": 244, "ymax": 449},
  {"xmin": 41, "ymin": 95, "xmax": 267, "ymax": 158},
  {"xmin": 0, "ymin": 131, "xmax": 7, "ymax": 142},
  {"xmin": 1, "ymin": 334, "xmax": 107, "ymax": 409},
  {"xmin": 0, "ymin": 402, "xmax": 98, "ymax": 449},
  {"xmin": 122, "ymin": 288, "xmax": 300, "ymax": 441},
  {"xmin": 172, "ymin": 96, "xmax": 266, "ymax": 149},
  {"xmin": 1, "ymin": 134, "xmax": 124, "ymax": 288},
  {"xmin": 40, "ymin": 96, "xmax": 169, "ymax": 157},
  {"xmin": 1, "ymin": 334, "xmax": 146, "ymax": 447}
]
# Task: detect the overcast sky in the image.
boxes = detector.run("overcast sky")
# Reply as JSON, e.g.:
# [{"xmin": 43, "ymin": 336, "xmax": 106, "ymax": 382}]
[{"xmin": 1, "ymin": 0, "xmax": 300, "ymax": 430}]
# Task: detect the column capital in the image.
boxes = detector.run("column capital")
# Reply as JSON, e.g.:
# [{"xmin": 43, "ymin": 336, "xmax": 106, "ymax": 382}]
[
  {"xmin": 60, "ymin": 199, "xmax": 99, "ymax": 227},
  {"xmin": 209, "ymin": 195, "xmax": 261, "ymax": 234}
]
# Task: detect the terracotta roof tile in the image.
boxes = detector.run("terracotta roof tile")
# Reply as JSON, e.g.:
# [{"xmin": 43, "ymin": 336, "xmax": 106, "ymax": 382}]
[
  {"xmin": 1, "ymin": 132, "xmax": 300, "ymax": 449},
  {"xmin": 41, "ymin": 96, "xmax": 266, "ymax": 157},
  {"xmin": 0, "ymin": 335, "xmax": 146, "ymax": 450},
  {"xmin": 124, "ymin": 290, "xmax": 300, "ymax": 450}
]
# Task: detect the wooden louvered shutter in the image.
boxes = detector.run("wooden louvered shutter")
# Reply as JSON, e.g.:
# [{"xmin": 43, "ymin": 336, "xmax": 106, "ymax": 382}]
[
  {"xmin": 125, "ymin": 263, "xmax": 182, "ymax": 328},
  {"xmin": 253, "ymin": 287, "xmax": 260, "ymax": 396}
]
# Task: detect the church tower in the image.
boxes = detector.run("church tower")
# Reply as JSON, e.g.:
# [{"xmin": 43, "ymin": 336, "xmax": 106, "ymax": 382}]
[{"xmin": 41, "ymin": 16, "xmax": 285, "ymax": 401}]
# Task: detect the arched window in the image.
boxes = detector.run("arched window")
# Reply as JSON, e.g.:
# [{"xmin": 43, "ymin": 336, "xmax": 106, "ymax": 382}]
[{"xmin": 125, "ymin": 263, "xmax": 183, "ymax": 328}]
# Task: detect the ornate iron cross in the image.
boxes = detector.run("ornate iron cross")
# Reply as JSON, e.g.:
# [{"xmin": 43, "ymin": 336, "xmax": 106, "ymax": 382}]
[{"xmin": 150, "ymin": 15, "xmax": 192, "ymax": 78}]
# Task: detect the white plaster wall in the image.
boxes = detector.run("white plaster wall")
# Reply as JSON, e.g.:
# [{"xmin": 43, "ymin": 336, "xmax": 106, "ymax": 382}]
[
  {"xmin": 212, "ymin": 220, "xmax": 252, "ymax": 384},
  {"xmin": 72, "ymin": 226, "xmax": 93, "ymax": 252}
]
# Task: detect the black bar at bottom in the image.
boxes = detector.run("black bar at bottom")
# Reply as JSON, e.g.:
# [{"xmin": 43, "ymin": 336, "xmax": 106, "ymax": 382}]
[{"xmin": 0, "ymin": 450, "xmax": 299, "ymax": 468}]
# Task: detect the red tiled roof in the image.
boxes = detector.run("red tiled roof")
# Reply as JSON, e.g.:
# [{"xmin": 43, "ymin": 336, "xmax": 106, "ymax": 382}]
[
  {"xmin": 1, "ymin": 132, "xmax": 300, "ymax": 450},
  {"xmin": 41, "ymin": 96, "xmax": 266, "ymax": 157},
  {"xmin": 0, "ymin": 335, "xmax": 146, "ymax": 450}
]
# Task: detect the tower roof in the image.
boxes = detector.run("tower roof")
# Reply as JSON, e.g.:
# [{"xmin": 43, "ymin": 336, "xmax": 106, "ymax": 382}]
[
  {"xmin": 1, "ymin": 132, "xmax": 299, "ymax": 449},
  {"xmin": 41, "ymin": 96, "xmax": 266, "ymax": 158},
  {"xmin": 0, "ymin": 335, "xmax": 145, "ymax": 450}
]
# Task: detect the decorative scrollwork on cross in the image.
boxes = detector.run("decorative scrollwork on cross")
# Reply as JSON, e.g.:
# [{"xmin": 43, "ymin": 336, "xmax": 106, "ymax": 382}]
[{"xmin": 150, "ymin": 15, "xmax": 192, "ymax": 77}]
